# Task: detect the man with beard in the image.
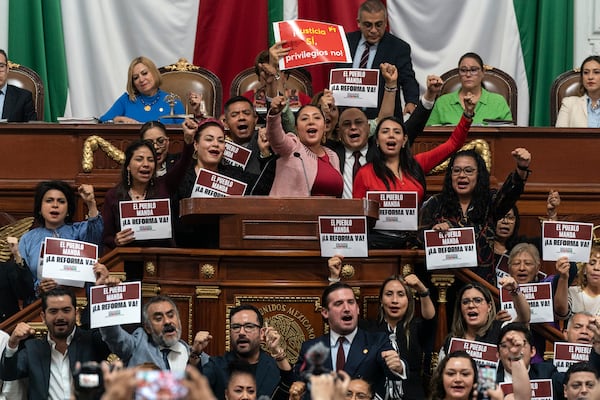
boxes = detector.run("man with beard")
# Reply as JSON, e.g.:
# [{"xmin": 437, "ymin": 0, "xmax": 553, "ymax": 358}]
[
  {"xmin": 200, "ymin": 304, "xmax": 293, "ymax": 400},
  {"xmin": 294, "ymin": 282, "xmax": 406, "ymax": 399},
  {"xmin": 0, "ymin": 287, "xmax": 110, "ymax": 399},
  {"xmin": 99, "ymin": 294, "xmax": 211, "ymax": 372}
]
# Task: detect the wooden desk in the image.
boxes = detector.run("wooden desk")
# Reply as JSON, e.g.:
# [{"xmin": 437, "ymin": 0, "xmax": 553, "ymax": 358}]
[{"xmin": 0, "ymin": 123, "xmax": 598, "ymax": 232}]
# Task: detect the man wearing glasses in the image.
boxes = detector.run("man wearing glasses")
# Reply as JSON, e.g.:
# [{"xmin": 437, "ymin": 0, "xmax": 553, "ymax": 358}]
[
  {"xmin": 495, "ymin": 322, "xmax": 600, "ymax": 399},
  {"xmin": 342, "ymin": 0, "xmax": 419, "ymax": 120},
  {"xmin": 200, "ymin": 304, "xmax": 294, "ymax": 400},
  {"xmin": 0, "ymin": 49, "xmax": 37, "ymax": 122}
]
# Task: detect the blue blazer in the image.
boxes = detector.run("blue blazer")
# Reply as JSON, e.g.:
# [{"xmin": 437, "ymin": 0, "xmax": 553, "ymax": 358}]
[
  {"xmin": 294, "ymin": 329, "xmax": 404, "ymax": 398},
  {"xmin": 2, "ymin": 84, "xmax": 37, "ymax": 122}
]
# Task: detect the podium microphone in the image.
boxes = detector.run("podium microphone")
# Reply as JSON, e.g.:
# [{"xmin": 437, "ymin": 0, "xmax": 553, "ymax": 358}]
[{"xmin": 293, "ymin": 152, "xmax": 310, "ymax": 196}]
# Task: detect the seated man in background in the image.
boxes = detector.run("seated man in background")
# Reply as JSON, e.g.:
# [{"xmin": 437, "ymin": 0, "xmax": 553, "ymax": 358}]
[{"xmin": 0, "ymin": 49, "xmax": 37, "ymax": 122}]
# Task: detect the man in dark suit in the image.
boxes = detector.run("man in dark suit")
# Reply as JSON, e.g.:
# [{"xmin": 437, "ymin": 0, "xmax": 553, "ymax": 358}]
[
  {"xmin": 328, "ymin": 73, "xmax": 442, "ymax": 199},
  {"xmin": 0, "ymin": 49, "xmax": 37, "ymax": 122},
  {"xmin": 495, "ymin": 322, "xmax": 600, "ymax": 400},
  {"xmin": 0, "ymin": 287, "xmax": 110, "ymax": 399},
  {"xmin": 201, "ymin": 304, "xmax": 294, "ymax": 400},
  {"xmin": 294, "ymin": 282, "xmax": 406, "ymax": 398},
  {"xmin": 343, "ymin": 0, "xmax": 419, "ymax": 120}
]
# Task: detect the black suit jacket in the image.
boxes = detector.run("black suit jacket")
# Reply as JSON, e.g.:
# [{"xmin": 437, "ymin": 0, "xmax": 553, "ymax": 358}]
[
  {"xmin": 2, "ymin": 85, "xmax": 37, "ymax": 122},
  {"xmin": 343, "ymin": 31, "xmax": 419, "ymax": 119},
  {"xmin": 0, "ymin": 328, "xmax": 110, "ymax": 400},
  {"xmin": 294, "ymin": 329, "xmax": 402, "ymax": 398}
]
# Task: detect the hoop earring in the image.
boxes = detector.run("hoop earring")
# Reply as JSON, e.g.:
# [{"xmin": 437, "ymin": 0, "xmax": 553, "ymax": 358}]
[{"xmin": 192, "ymin": 150, "xmax": 198, "ymax": 160}]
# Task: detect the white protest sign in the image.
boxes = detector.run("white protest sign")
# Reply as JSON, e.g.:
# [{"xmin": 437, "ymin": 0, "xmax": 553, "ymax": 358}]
[
  {"xmin": 119, "ymin": 199, "xmax": 172, "ymax": 241},
  {"xmin": 191, "ymin": 169, "xmax": 248, "ymax": 198},
  {"xmin": 542, "ymin": 221, "xmax": 593, "ymax": 262},
  {"xmin": 424, "ymin": 228, "xmax": 477, "ymax": 270},
  {"xmin": 319, "ymin": 216, "xmax": 368, "ymax": 258},
  {"xmin": 90, "ymin": 282, "xmax": 142, "ymax": 329},
  {"xmin": 366, "ymin": 191, "xmax": 418, "ymax": 231},
  {"xmin": 500, "ymin": 282, "xmax": 554, "ymax": 323},
  {"xmin": 330, "ymin": 68, "xmax": 379, "ymax": 108},
  {"xmin": 42, "ymin": 237, "xmax": 97, "ymax": 286}
]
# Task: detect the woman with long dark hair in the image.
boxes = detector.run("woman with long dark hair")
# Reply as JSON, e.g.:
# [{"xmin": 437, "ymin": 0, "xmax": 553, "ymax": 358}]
[
  {"xmin": 352, "ymin": 96, "xmax": 475, "ymax": 248},
  {"xmin": 419, "ymin": 147, "xmax": 531, "ymax": 279}
]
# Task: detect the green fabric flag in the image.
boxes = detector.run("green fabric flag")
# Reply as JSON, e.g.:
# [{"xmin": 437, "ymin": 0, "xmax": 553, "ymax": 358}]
[
  {"xmin": 514, "ymin": 0, "xmax": 573, "ymax": 126},
  {"xmin": 268, "ymin": 0, "xmax": 284, "ymax": 45},
  {"xmin": 8, "ymin": 0, "xmax": 68, "ymax": 121}
]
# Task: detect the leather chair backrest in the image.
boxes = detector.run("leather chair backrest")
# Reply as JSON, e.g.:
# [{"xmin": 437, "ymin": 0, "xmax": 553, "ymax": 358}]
[
  {"xmin": 550, "ymin": 69, "xmax": 580, "ymax": 126},
  {"xmin": 159, "ymin": 58, "xmax": 222, "ymax": 118},
  {"xmin": 440, "ymin": 65, "xmax": 517, "ymax": 124},
  {"xmin": 7, "ymin": 61, "xmax": 44, "ymax": 120},
  {"xmin": 230, "ymin": 67, "xmax": 313, "ymax": 99}
]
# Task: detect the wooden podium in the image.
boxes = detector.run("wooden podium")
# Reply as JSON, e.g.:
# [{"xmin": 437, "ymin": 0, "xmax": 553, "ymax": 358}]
[{"xmin": 179, "ymin": 197, "xmax": 379, "ymax": 250}]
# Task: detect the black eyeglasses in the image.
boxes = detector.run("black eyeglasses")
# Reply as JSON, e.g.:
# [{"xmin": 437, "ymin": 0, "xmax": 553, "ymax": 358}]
[
  {"xmin": 461, "ymin": 297, "xmax": 485, "ymax": 306},
  {"xmin": 459, "ymin": 67, "xmax": 481, "ymax": 75},
  {"xmin": 146, "ymin": 136, "xmax": 169, "ymax": 147},
  {"xmin": 0, "ymin": 63, "xmax": 7, "ymax": 71},
  {"xmin": 230, "ymin": 323, "xmax": 261, "ymax": 333},
  {"xmin": 451, "ymin": 166, "xmax": 477, "ymax": 176}
]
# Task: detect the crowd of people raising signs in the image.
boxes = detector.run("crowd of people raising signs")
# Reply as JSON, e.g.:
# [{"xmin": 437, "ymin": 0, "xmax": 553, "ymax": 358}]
[{"xmin": 2, "ymin": 0, "xmax": 600, "ymax": 399}]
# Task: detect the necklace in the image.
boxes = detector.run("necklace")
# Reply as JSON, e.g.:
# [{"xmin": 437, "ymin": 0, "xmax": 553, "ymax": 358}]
[
  {"xmin": 139, "ymin": 92, "xmax": 161, "ymax": 112},
  {"xmin": 128, "ymin": 189, "xmax": 147, "ymax": 200}
]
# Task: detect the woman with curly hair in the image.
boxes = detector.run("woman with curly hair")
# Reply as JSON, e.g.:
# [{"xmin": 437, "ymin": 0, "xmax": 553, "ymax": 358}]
[{"xmin": 419, "ymin": 147, "xmax": 531, "ymax": 279}]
